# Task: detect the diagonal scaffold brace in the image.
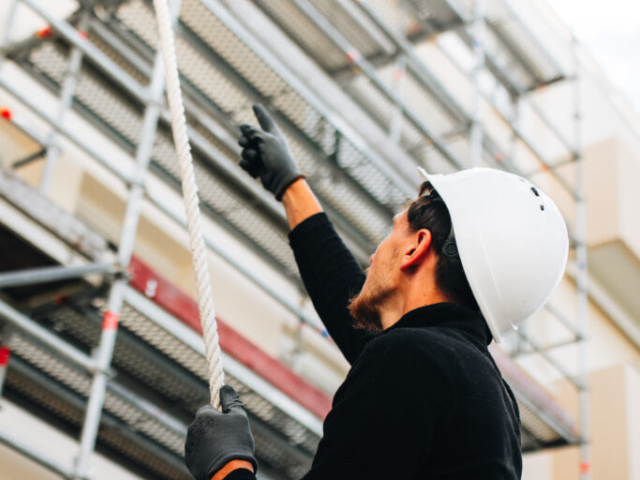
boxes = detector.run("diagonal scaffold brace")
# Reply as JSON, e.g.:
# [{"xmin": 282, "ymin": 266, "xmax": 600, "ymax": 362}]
[{"xmin": 152, "ymin": 0, "xmax": 225, "ymax": 409}]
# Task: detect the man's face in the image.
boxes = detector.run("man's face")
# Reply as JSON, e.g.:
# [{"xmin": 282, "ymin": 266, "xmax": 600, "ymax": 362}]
[{"xmin": 349, "ymin": 210, "xmax": 410, "ymax": 330}]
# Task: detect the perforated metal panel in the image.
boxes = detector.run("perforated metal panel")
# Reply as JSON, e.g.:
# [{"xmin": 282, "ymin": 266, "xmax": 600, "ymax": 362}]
[
  {"xmin": 15, "ymin": 37, "xmax": 301, "ymax": 276},
  {"xmin": 354, "ymin": 0, "xmax": 463, "ymax": 45},
  {"xmin": 246, "ymin": 0, "xmax": 477, "ymax": 175},
  {"xmin": 484, "ymin": 0, "xmax": 564, "ymax": 90},
  {"xmin": 172, "ymin": 0, "xmax": 405, "ymax": 217},
  {"xmin": 518, "ymin": 400, "xmax": 562, "ymax": 446},
  {"xmin": 341, "ymin": 65, "xmax": 461, "ymax": 159},
  {"xmin": 252, "ymin": 0, "xmax": 384, "ymax": 72},
  {"xmin": 4, "ymin": 356, "xmax": 191, "ymax": 480},
  {"xmin": 5, "ymin": 293, "xmax": 318, "ymax": 478},
  {"xmin": 11, "ymin": 0, "xmax": 404, "ymax": 264}
]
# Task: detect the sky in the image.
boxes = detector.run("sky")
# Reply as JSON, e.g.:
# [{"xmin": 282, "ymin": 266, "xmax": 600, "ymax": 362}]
[{"xmin": 549, "ymin": 0, "xmax": 640, "ymax": 116}]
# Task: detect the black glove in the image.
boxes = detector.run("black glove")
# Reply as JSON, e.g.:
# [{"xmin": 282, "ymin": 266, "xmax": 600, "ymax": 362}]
[
  {"xmin": 185, "ymin": 386, "xmax": 257, "ymax": 480},
  {"xmin": 238, "ymin": 104, "xmax": 304, "ymax": 200}
]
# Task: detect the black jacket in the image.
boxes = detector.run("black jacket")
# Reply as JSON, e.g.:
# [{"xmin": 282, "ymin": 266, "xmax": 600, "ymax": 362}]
[{"xmin": 228, "ymin": 213, "xmax": 522, "ymax": 479}]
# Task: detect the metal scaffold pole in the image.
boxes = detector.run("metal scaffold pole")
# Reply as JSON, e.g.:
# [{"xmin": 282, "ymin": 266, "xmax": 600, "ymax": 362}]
[
  {"xmin": 0, "ymin": 0, "xmax": 19, "ymax": 70},
  {"xmin": 73, "ymin": 1, "xmax": 181, "ymax": 477},
  {"xmin": 389, "ymin": 54, "xmax": 407, "ymax": 145},
  {"xmin": 469, "ymin": 0, "xmax": 486, "ymax": 168},
  {"xmin": 388, "ymin": 4, "xmax": 407, "ymax": 145},
  {"xmin": 39, "ymin": 11, "xmax": 89, "ymax": 195},
  {"xmin": 573, "ymin": 38, "xmax": 590, "ymax": 480}
]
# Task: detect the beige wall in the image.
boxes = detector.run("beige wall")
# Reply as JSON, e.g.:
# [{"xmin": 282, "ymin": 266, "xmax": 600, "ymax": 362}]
[
  {"xmin": 524, "ymin": 365, "xmax": 640, "ymax": 480},
  {"xmin": 0, "ymin": 401, "xmax": 142, "ymax": 480}
]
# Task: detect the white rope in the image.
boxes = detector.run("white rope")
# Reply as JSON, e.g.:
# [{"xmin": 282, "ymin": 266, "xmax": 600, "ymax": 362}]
[{"xmin": 152, "ymin": 0, "xmax": 225, "ymax": 409}]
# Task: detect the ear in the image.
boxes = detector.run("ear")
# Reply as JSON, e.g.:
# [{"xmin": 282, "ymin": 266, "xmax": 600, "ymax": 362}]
[{"xmin": 400, "ymin": 229, "xmax": 432, "ymax": 271}]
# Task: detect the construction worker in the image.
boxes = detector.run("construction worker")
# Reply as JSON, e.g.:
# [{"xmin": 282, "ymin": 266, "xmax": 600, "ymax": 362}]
[{"xmin": 184, "ymin": 105, "xmax": 569, "ymax": 480}]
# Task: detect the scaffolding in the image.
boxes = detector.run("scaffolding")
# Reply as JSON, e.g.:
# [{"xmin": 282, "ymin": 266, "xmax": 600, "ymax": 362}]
[{"xmin": 0, "ymin": 0, "xmax": 589, "ymax": 479}]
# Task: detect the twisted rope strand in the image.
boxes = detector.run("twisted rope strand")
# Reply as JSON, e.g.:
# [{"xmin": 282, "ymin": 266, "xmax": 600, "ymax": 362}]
[{"xmin": 153, "ymin": 0, "xmax": 224, "ymax": 409}]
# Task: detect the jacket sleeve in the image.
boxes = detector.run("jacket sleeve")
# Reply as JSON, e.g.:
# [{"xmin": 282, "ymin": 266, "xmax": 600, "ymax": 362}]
[
  {"xmin": 301, "ymin": 333, "xmax": 453, "ymax": 480},
  {"xmin": 289, "ymin": 213, "xmax": 368, "ymax": 364}
]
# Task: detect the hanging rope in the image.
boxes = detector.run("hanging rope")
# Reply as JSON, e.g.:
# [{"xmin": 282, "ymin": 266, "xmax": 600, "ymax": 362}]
[{"xmin": 152, "ymin": 0, "xmax": 225, "ymax": 409}]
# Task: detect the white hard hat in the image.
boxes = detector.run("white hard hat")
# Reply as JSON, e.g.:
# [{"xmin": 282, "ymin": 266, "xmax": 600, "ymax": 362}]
[{"xmin": 418, "ymin": 167, "xmax": 569, "ymax": 342}]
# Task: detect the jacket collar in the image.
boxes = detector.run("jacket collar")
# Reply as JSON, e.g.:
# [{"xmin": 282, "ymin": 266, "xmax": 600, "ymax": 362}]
[{"xmin": 383, "ymin": 302, "xmax": 492, "ymax": 346}]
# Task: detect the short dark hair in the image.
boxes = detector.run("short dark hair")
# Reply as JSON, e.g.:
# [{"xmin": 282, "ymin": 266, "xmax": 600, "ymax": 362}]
[{"xmin": 406, "ymin": 182, "xmax": 479, "ymax": 312}]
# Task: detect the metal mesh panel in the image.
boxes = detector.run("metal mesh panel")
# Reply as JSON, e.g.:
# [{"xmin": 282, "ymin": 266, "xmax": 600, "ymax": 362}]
[
  {"xmin": 175, "ymin": 0, "xmax": 406, "ymax": 212},
  {"xmin": 9, "ymin": 331, "xmax": 186, "ymax": 454},
  {"xmin": 485, "ymin": 0, "xmax": 564, "ymax": 90},
  {"xmin": 28, "ymin": 42, "xmax": 144, "ymax": 141},
  {"xmin": 247, "ymin": 0, "xmax": 466, "ymax": 178},
  {"xmin": 518, "ymin": 399, "xmax": 562, "ymax": 445},
  {"xmin": 114, "ymin": 0, "xmax": 400, "ymax": 239},
  {"xmin": 307, "ymin": 0, "xmax": 384, "ymax": 59},
  {"xmin": 252, "ymin": 0, "xmax": 384, "ymax": 72},
  {"xmin": 8, "ymin": 294, "xmax": 319, "ymax": 477},
  {"xmin": 343, "ymin": 67, "xmax": 459, "ymax": 146},
  {"xmin": 482, "ymin": 25, "xmax": 531, "ymax": 93},
  {"xmin": 415, "ymin": 139, "xmax": 462, "ymax": 175},
  {"xmin": 41, "ymin": 304, "xmax": 209, "ymax": 410},
  {"xmin": 253, "ymin": 430, "xmax": 310, "ymax": 479},
  {"xmin": 118, "ymin": 0, "xmax": 160, "ymax": 47},
  {"xmin": 400, "ymin": 68, "xmax": 459, "ymax": 138},
  {"xmin": 5, "ymin": 359, "xmax": 190, "ymax": 480},
  {"xmin": 175, "ymin": 37, "xmax": 253, "ymax": 115},
  {"xmin": 252, "ymin": 0, "xmax": 346, "ymax": 71},
  {"xmin": 22, "ymin": 38, "xmax": 300, "ymax": 275},
  {"xmin": 343, "ymin": 75, "xmax": 398, "ymax": 134},
  {"xmin": 88, "ymin": 30, "xmax": 151, "ymax": 86},
  {"xmin": 88, "ymin": 298, "xmax": 322, "ymax": 455},
  {"xmin": 150, "ymin": 128, "xmax": 299, "ymax": 271},
  {"xmin": 369, "ymin": 0, "xmax": 426, "ymax": 38},
  {"xmin": 408, "ymin": 0, "xmax": 468, "ymax": 30}
]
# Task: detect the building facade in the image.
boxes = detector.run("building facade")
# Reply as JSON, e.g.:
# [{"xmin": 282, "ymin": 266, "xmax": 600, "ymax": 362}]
[{"xmin": 0, "ymin": 0, "xmax": 639, "ymax": 479}]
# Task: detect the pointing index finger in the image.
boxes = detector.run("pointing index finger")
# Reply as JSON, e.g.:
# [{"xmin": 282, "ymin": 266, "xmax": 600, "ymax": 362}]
[{"xmin": 253, "ymin": 104, "xmax": 276, "ymax": 133}]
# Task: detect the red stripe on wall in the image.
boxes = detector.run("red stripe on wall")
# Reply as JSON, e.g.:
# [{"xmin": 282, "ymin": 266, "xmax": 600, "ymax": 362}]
[{"xmin": 0, "ymin": 345, "xmax": 11, "ymax": 366}]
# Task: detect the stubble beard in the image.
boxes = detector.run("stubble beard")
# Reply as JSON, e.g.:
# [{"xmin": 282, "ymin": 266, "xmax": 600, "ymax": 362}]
[{"xmin": 348, "ymin": 272, "xmax": 394, "ymax": 332}]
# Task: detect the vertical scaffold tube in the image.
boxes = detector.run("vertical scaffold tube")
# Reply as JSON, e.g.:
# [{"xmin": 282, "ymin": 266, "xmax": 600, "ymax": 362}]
[{"xmin": 73, "ymin": 4, "xmax": 179, "ymax": 477}]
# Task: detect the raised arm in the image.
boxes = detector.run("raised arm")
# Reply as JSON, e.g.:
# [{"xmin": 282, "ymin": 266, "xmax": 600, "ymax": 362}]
[
  {"xmin": 281, "ymin": 177, "xmax": 322, "ymax": 230},
  {"xmin": 238, "ymin": 106, "xmax": 369, "ymax": 363},
  {"xmin": 285, "ymin": 181, "xmax": 368, "ymax": 363}
]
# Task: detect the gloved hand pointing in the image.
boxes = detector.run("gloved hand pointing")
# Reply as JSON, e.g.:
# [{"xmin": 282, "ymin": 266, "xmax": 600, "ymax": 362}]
[
  {"xmin": 185, "ymin": 386, "xmax": 257, "ymax": 480},
  {"xmin": 238, "ymin": 104, "xmax": 304, "ymax": 200}
]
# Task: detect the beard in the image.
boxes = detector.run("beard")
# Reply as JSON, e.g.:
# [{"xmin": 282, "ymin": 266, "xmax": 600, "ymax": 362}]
[
  {"xmin": 348, "ymin": 289, "xmax": 383, "ymax": 331},
  {"xmin": 348, "ymin": 269, "xmax": 395, "ymax": 332}
]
